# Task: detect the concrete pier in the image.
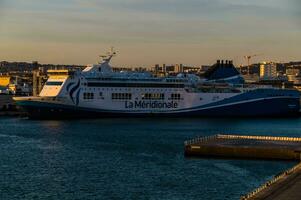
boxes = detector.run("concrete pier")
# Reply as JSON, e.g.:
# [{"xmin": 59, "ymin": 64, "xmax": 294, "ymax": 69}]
[
  {"xmin": 241, "ymin": 162, "xmax": 301, "ymax": 200},
  {"xmin": 184, "ymin": 134, "xmax": 301, "ymax": 200},
  {"xmin": 184, "ymin": 134, "xmax": 301, "ymax": 160},
  {"xmin": 0, "ymin": 95, "xmax": 25, "ymax": 116}
]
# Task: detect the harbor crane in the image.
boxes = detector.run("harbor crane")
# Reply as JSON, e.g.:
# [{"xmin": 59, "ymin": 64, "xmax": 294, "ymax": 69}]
[{"xmin": 244, "ymin": 54, "xmax": 262, "ymax": 75}]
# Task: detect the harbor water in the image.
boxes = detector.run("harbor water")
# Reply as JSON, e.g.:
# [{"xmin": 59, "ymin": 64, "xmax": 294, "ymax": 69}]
[{"xmin": 0, "ymin": 117, "xmax": 300, "ymax": 199}]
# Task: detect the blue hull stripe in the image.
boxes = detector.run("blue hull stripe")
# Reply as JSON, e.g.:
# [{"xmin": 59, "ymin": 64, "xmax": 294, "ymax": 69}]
[{"xmin": 16, "ymin": 97, "xmax": 300, "ymax": 118}]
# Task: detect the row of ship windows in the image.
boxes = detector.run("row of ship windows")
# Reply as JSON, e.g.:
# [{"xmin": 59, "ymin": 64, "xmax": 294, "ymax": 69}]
[
  {"xmin": 142, "ymin": 93, "xmax": 164, "ymax": 100},
  {"xmin": 85, "ymin": 82, "xmax": 185, "ymax": 88},
  {"xmin": 85, "ymin": 78, "xmax": 188, "ymax": 83},
  {"xmin": 171, "ymin": 93, "xmax": 181, "ymax": 100},
  {"xmin": 83, "ymin": 92, "xmax": 94, "ymax": 99},
  {"xmin": 82, "ymin": 92, "xmax": 181, "ymax": 100},
  {"xmin": 112, "ymin": 93, "xmax": 132, "ymax": 100},
  {"xmin": 46, "ymin": 81, "xmax": 63, "ymax": 86},
  {"xmin": 81, "ymin": 87, "xmax": 182, "ymax": 92}
]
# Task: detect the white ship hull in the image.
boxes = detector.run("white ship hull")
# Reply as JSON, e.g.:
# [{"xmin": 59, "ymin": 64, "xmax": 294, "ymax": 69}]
[{"xmin": 13, "ymin": 52, "xmax": 300, "ymax": 119}]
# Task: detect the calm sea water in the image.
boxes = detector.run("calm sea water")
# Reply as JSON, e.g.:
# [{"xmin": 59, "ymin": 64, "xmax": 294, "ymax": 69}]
[{"xmin": 0, "ymin": 117, "xmax": 300, "ymax": 200}]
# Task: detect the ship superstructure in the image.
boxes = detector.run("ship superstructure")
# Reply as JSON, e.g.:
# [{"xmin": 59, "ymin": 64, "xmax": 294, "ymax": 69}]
[{"xmin": 14, "ymin": 51, "xmax": 300, "ymax": 118}]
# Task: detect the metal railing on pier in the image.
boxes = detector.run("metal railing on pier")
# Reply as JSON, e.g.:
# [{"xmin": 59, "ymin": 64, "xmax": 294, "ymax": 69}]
[
  {"xmin": 240, "ymin": 162, "xmax": 301, "ymax": 200},
  {"xmin": 184, "ymin": 134, "xmax": 301, "ymax": 146}
]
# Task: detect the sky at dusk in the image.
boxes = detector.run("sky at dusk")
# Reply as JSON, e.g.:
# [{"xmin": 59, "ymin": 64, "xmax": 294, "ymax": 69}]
[{"xmin": 0, "ymin": 0, "xmax": 300, "ymax": 67}]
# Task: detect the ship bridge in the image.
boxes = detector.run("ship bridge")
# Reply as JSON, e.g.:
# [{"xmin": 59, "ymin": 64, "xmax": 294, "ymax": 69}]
[{"xmin": 38, "ymin": 69, "xmax": 71, "ymax": 97}]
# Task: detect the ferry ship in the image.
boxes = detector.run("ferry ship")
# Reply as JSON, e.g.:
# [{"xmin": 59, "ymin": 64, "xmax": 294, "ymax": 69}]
[{"xmin": 14, "ymin": 51, "xmax": 300, "ymax": 118}]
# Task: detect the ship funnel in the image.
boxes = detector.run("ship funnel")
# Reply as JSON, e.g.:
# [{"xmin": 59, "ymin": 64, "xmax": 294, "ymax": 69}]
[{"xmin": 204, "ymin": 59, "xmax": 244, "ymax": 83}]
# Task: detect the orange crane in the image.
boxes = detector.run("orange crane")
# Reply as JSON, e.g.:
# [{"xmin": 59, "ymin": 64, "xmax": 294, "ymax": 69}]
[{"xmin": 244, "ymin": 54, "xmax": 262, "ymax": 75}]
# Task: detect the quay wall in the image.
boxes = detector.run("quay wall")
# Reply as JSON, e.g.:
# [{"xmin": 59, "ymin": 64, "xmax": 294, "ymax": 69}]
[
  {"xmin": 185, "ymin": 145, "xmax": 300, "ymax": 160},
  {"xmin": 185, "ymin": 134, "xmax": 301, "ymax": 160}
]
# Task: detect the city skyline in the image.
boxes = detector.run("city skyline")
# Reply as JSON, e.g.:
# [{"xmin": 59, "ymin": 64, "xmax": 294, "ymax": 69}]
[{"xmin": 0, "ymin": 0, "xmax": 301, "ymax": 67}]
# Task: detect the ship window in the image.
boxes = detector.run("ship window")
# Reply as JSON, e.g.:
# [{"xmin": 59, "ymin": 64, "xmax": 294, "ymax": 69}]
[
  {"xmin": 171, "ymin": 93, "xmax": 181, "ymax": 100},
  {"xmin": 45, "ymin": 81, "xmax": 63, "ymax": 86},
  {"xmin": 141, "ymin": 93, "xmax": 164, "ymax": 100},
  {"xmin": 111, "ymin": 93, "xmax": 132, "ymax": 100},
  {"xmin": 83, "ymin": 92, "xmax": 94, "ymax": 100},
  {"xmin": 99, "ymin": 92, "xmax": 103, "ymax": 96}
]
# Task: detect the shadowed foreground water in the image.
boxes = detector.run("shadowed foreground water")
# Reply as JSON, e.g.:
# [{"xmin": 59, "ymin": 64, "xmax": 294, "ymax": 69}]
[{"xmin": 0, "ymin": 117, "xmax": 300, "ymax": 199}]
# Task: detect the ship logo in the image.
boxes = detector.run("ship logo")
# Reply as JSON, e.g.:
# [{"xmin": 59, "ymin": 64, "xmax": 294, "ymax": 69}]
[{"xmin": 67, "ymin": 79, "xmax": 81, "ymax": 106}]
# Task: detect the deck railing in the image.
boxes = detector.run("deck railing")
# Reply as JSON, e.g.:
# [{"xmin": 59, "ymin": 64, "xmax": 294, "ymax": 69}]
[
  {"xmin": 240, "ymin": 162, "xmax": 301, "ymax": 200},
  {"xmin": 184, "ymin": 134, "xmax": 301, "ymax": 146},
  {"xmin": 184, "ymin": 135, "xmax": 218, "ymax": 146},
  {"xmin": 218, "ymin": 134, "xmax": 301, "ymax": 142}
]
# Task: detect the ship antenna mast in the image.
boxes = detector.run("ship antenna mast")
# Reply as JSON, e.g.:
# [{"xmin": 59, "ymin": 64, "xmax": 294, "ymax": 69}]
[{"xmin": 99, "ymin": 47, "xmax": 116, "ymax": 64}]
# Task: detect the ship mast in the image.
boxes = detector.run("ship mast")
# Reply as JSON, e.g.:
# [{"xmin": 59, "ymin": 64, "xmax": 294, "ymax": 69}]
[{"xmin": 99, "ymin": 47, "xmax": 116, "ymax": 64}]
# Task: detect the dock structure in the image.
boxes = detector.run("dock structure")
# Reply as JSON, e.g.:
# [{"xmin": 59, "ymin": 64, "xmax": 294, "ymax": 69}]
[
  {"xmin": 184, "ymin": 134, "xmax": 301, "ymax": 200},
  {"xmin": 184, "ymin": 134, "xmax": 301, "ymax": 160},
  {"xmin": 241, "ymin": 162, "xmax": 301, "ymax": 200}
]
